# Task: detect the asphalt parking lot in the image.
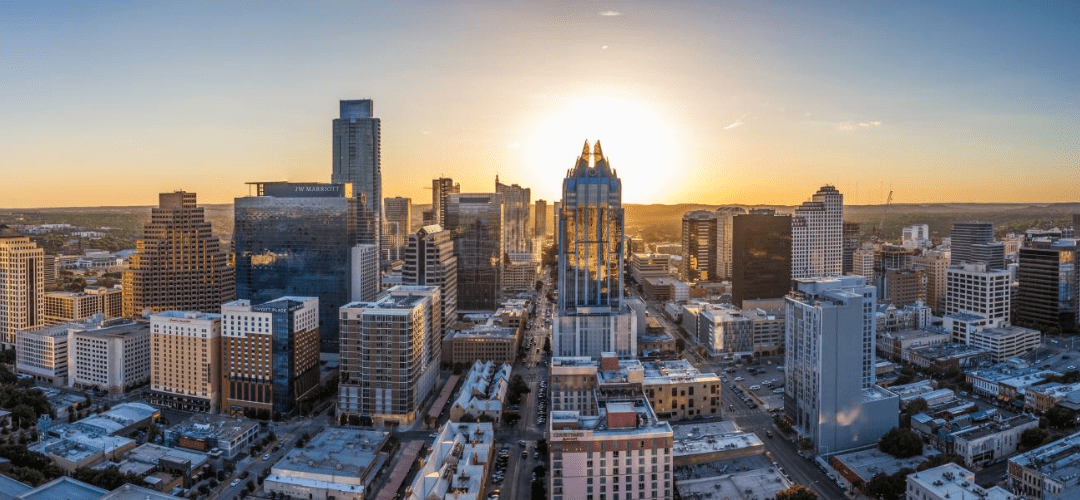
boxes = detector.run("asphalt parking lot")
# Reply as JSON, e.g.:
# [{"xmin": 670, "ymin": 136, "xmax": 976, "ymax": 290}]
[{"xmin": 723, "ymin": 363, "xmax": 787, "ymax": 410}]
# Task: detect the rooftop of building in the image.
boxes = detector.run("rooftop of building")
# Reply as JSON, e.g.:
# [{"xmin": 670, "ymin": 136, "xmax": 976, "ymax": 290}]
[
  {"xmin": 73, "ymin": 402, "xmax": 158, "ymax": 435},
  {"xmin": 452, "ymin": 361, "xmax": 511, "ymax": 412},
  {"xmin": 676, "ymin": 467, "xmax": 792, "ymax": 500},
  {"xmin": 445, "ymin": 324, "xmax": 517, "ymax": 339},
  {"xmin": 863, "ymin": 385, "xmax": 900, "ymax": 403},
  {"xmin": 671, "ymin": 421, "xmax": 763, "ymax": 458},
  {"xmin": 909, "ymin": 342, "xmax": 990, "ymax": 360},
  {"xmin": 642, "ymin": 360, "xmax": 721, "ymax": 385},
  {"xmin": 551, "ymin": 396, "xmax": 672, "ymax": 437},
  {"xmin": 637, "ymin": 331, "xmax": 675, "ymax": 343},
  {"xmin": 951, "ymin": 414, "xmax": 1038, "ymax": 442},
  {"xmin": 882, "ymin": 328, "xmax": 950, "ymax": 341},
  {"xmin": 674, "ymin": 454, "xmax": 774, "ymax": 481},
  {"xmin": 72, "ymin": 319, "xmax": 150, "ymax": 340},
  {"xmin": 342, "ymin": 288, "xmax": 435, "ymax": 313},
  {"xmin": 976, "ymin": 324, "xmax": 1041, "ymax": 338},
  {"xmin": 16, "ymin": 477, "xmax": 107, "ymax": 500},
  {"xmin": 271, "ymin": 427, "xmax": 388, "ymax": 479},
  {"xmin": 113, "ymin": 443, "xmax": 208, "ymax": 475},
  {"xmin": 907, "ymin": 463, "xmax": 1016, "ymax": 500},
  {"xmin": 32, "ymin": 429, "xmax": 135, "ymax": 463},
  {"xmin": 151, "ymin": 311, "xmax": 222, "ymax": 321},
  {"xmin": 834, "ymin": 447, "xmax": 930, "ymax": 482},
  {"xmin": 169, "ymin": 414, "xmax": 259, "ymax": 442},
  {"xmin": 98, "ymin": 484, "xmax": 184, "ymax": 500},
  {"xmin": 0, "ymin": 474, "xmax": 31, "ymax": 500},
  {"xmin": 1029, "ymin": 381, "xmax": 1080, "ymax": 397},
  {"xmin": 1010, "ymin": 430, "xmax": 1080, "ymax": 482}
]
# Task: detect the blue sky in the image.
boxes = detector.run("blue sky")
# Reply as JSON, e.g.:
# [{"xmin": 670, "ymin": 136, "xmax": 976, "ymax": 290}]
[{"xmin": 1, "ymin": 1, "xmax": 1077, "ymax": 207}]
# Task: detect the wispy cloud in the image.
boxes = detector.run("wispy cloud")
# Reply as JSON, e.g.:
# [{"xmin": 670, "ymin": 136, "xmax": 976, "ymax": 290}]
[
  {"xmin": 599, "ymin": 11, "xmax": 621, "ymax": 16},
  {"xmin": 838, "ymin": 121, "xmax": 882, "ymax": 131},
  {"xmin": 723, "ymin": 114, "xmax": 748, "ymax": 130}
]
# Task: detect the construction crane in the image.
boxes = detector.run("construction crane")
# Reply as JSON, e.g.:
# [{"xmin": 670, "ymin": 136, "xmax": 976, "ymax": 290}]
[{"xmin": 874, "ymin": 190, "xmax": 893, "ymax": 241}]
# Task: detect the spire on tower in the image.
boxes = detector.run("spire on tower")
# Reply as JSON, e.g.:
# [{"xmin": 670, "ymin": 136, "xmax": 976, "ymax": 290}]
[
  {"xmin": 580, "ymin": 140, "xmax": 592, "ymax": 161},
  {"xmin": 593, "ymin": 140, "xmax": 604, "ymax": 162}
]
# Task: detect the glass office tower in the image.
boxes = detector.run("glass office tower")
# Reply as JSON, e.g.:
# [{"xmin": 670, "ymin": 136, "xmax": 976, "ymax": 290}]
[{"xmin": 234, "ymin": 182, "xmax": 359, "ymax": 352}]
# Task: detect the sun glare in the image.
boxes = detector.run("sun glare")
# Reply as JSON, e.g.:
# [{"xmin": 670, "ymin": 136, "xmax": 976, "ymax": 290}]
[{"xmin": 518, "ymin": 93, "xmax": 687, "ymax": 204}]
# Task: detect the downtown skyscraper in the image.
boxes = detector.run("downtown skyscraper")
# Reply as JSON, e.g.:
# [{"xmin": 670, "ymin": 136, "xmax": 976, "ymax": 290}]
[
  {"xmin": 791, "ymin": 185, "xmax": 843, "ymax": 280},
  {"xmin": 495, "ymin": 176, "xmax": 531, "ymax": 255},
  {"xmin": 332, "ymin": 99, "xmax": 381, "ymax": 247},
  {"xmin": 553, "ymin": 141, "xmax": 636, "ymax": 357},
  {"xmin": 0, "ymin": 226, "xmax": 44, "ymax": 348},
  {"xmin": 122, "ymin": 192, "xmax": 235, "ymax": 319}
]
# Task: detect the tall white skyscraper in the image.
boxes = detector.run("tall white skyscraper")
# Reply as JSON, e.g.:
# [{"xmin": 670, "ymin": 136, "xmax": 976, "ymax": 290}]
[
  {"xmin": 792, "ymin": 185, "xmax": 844, "ymax": 280},
  {"xmin": 784, "ymin": 276, "xmax": 898, "ymax": 454},
  {"xmin": 715, "ymin": 206, "xmax": 746, "ymax": 280},
  {"xmin": 0, "ymin": 226, "xmax": 44, "ymax": 348},
  {"xmin": 553, "ymin": 141, "xmax": 636, "ymax": 357}
]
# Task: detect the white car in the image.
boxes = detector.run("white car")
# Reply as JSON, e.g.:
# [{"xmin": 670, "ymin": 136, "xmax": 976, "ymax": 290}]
[
  {"xmin": 230, "ymin": 479, "xmax": 241, "ymax": 487},
  {"xmin": 734, "ymin": 376, "xmax": 745, "ymax": 381}
]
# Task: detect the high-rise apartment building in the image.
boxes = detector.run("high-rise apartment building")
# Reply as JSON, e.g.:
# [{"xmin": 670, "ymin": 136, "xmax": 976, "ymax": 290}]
[
  {"xmin": 0, "ymin": 226, "xmax": 44, "ymax": 347},
  {"xmin": 495, "ymin": 176, "xmax": 531, "ymax": 255},
  {"xmin": 382, "ymin": 197, "xmax": 411, "ymax": 262},
  {"xmin": 791, "ymin": 185, "xmax": 843, "ymax": 279},
  {"xmin": 446, "ymin": 192, "xmax": 503, "ymax": 310},
  {"xmin": 338, "ymin": 285, "xmax": 441, "ymax": 427},
  {"xmin": 784, "ymin": 276, "xmax": 898, "ymax": 454},
  {"xmin": 534, "ymin": 199, "xmax": 547, "ymax": 238},
  {"xmin": 681, "ymin": 210, "xmax": 717, "ymax": 282},
  {"xmin": 331, "ymin": 100, "xmax": 381, "ymax": 247},
  {"xmin": 913, "ymin": 249, "xmax": 950, "ymax": 314},
  {"xmin": 715, "ymin": 206, "xmax": 746, "ymax": 280},
  {"xmin": 235, "ymin": 182, "xmax": 367, "ymax": 352},
  {"xmin": 431, "ymin": 177, "xmax": 460, "ymax": 228},
  {"xmin": 950, "ymin": 222, "xmax": 1002, "ymax": 269},
  {"xmin": 221, "ymin": 297, "xmax": 320, "ymax": 419},
  {"xmin": 553, "ymin": 141, "xmax": 636, "ymax": 357},
  {"xmin": 148, "ymin": 311, "xmax": 222, "ymax": 412},
  {"xmin": 1016, "ymin": 238, "xmax": 1078, "ymax": 333},
  {"xmin": 122, "ymin": 192, "xmax": 234, "ymax": 320},
  {"xmin": 731, "ymin": 209, "xmax": 792, "ymax": 307},
  {"xmin": 945, "ymin": 263, "xmax": 1012, "ymax": 327},
  {"xmin": 402, "ymin": 225, "xmax": 457, "ymax": 337}
]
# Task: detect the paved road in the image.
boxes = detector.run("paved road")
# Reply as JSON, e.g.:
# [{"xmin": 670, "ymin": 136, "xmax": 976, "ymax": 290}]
[{"xmin": 209, "ymin": 414, "xmax": 330, "ymax": 500}]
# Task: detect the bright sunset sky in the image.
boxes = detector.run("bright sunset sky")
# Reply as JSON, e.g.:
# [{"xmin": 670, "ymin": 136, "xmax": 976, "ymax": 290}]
[{"xmin": 1, "ymin": 1, "xmax": 1078, "ymax": 208}]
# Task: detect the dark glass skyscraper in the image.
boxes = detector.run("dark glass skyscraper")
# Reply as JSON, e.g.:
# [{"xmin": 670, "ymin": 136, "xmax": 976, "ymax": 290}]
[
  {"xmin": 446, "ymin": 193, "xmax": 503, "ymax": 310},
  {"xmin": 233, "ymin": 182, "xmax": 359, "ymax": 352},
  {"xmin": 732, "ymin": 209, "xmax": 792, "ymax": 307},
  {"xmin": 1016, "ymin": 238, "xmax": 1078, "ymax": 333},
  {"xmin": 332, "ymin": 100, "xmax": 380, "ymax": 247}
]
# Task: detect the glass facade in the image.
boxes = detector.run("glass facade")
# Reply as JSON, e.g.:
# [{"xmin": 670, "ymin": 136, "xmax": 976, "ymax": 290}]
[
  {"xmin": 558, "ymin": 141, "xmax": 625, "ymax": 310},
  {"xmin": 234, "ymin": 187, "xmax": 358, "ymax": 352},
  {"xmin": 447, "ymin": 193, "xmax": 503, "ymax": 310}
]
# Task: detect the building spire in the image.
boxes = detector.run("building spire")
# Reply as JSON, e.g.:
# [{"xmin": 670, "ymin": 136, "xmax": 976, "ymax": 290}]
[
  {"xmin": 593, "ymin": 140, "xmax": 604, "ymax": 162},
  {"xmin": 580, "ymin": 140, "xmax": 592, "ymax": 161}
]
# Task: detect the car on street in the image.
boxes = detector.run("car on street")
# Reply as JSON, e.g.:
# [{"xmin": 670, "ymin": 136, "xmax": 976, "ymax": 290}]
[
  {"xmin": 263, "ymin": 454, "xmax": 271, "ymax": 461},
  {"xmin": 230, "ymin": 479, "xmax": 241, "ymax": 487},
  {"xmin": 522, "ymin": 450, "xmax": 528, "ymax": 458},
  {"xmin": 734, "ymin": 376, "xmax": 744, "ymax": 381}
]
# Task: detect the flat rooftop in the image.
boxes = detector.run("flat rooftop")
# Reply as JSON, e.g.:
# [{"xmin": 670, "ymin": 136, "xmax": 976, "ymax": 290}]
[
  {"xmin": 834, "ymin": 447, "xmax": 929, "ymax": 482},
  {"xmin": 272, "ymin": 427, "xmax": 388, "ymax": 478},
  {"xmin": 677, "ymin": 467, "xmax": 791, "ymax": 500},
  {"xmin": 1009, "ymin": 430, "xmax": 1080, "ymax": 483},
  {"xmin": 672, "ymin": 421, "xmax": 763, "ymax": 458},
  {"xmin": 17, "ymin": 477, "xmax": 107, "ymax": 500},
  {"xmin": 908, "ymin": 463, "xmax": 1016, "ymax": 500}
]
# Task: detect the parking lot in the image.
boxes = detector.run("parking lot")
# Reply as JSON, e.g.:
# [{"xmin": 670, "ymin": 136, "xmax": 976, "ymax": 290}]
[{"xmin": 723, "ymin": 363, "xmax": 787, "ymax": 411}]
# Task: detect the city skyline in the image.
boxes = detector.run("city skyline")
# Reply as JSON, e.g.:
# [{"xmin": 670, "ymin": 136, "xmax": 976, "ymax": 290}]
[{"xmin": 2, "ymin": 1, "xmax": 1078, "ymax": 208}]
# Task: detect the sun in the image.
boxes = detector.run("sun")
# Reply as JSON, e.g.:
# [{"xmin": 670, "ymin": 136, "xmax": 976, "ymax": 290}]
[{"xmin": 516, "ymin": 91, "xmax": 688, "ymax": 204}]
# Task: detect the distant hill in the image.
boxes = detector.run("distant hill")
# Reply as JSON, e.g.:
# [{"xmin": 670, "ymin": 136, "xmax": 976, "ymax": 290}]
[{"xmin": 2, "ymin": 202, "xmax": 1077, "ymax": 244}]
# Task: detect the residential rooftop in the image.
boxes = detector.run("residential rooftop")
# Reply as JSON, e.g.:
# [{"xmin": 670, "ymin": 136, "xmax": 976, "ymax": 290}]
[{"xmin": 908, "ymin": 463, "xmax": 1016, "ymax": 500}]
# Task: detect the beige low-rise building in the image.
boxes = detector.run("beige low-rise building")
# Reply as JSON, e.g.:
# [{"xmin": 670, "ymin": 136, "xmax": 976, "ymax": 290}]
[
  {"xmin": 1025, "ymin": 382, "xmax": 1080, "ymax": 414},
  {"xmin": 442, "ymin": 324, "xmax": 518, "ymax": 365},
  {"xmin": 265, "ymin": 427, "xmax": 390, "ymax": 500},
  {"xmin": 1008, "ymin": 430, "xmax": 1080, "ymax": 499},
  {"xmin": 907, "ymin": 463, "xmax": 1017, "ymax": 500},
  {"xmin": 42, "ymin": 286, "xmax": 123, "ymax": 325}
]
